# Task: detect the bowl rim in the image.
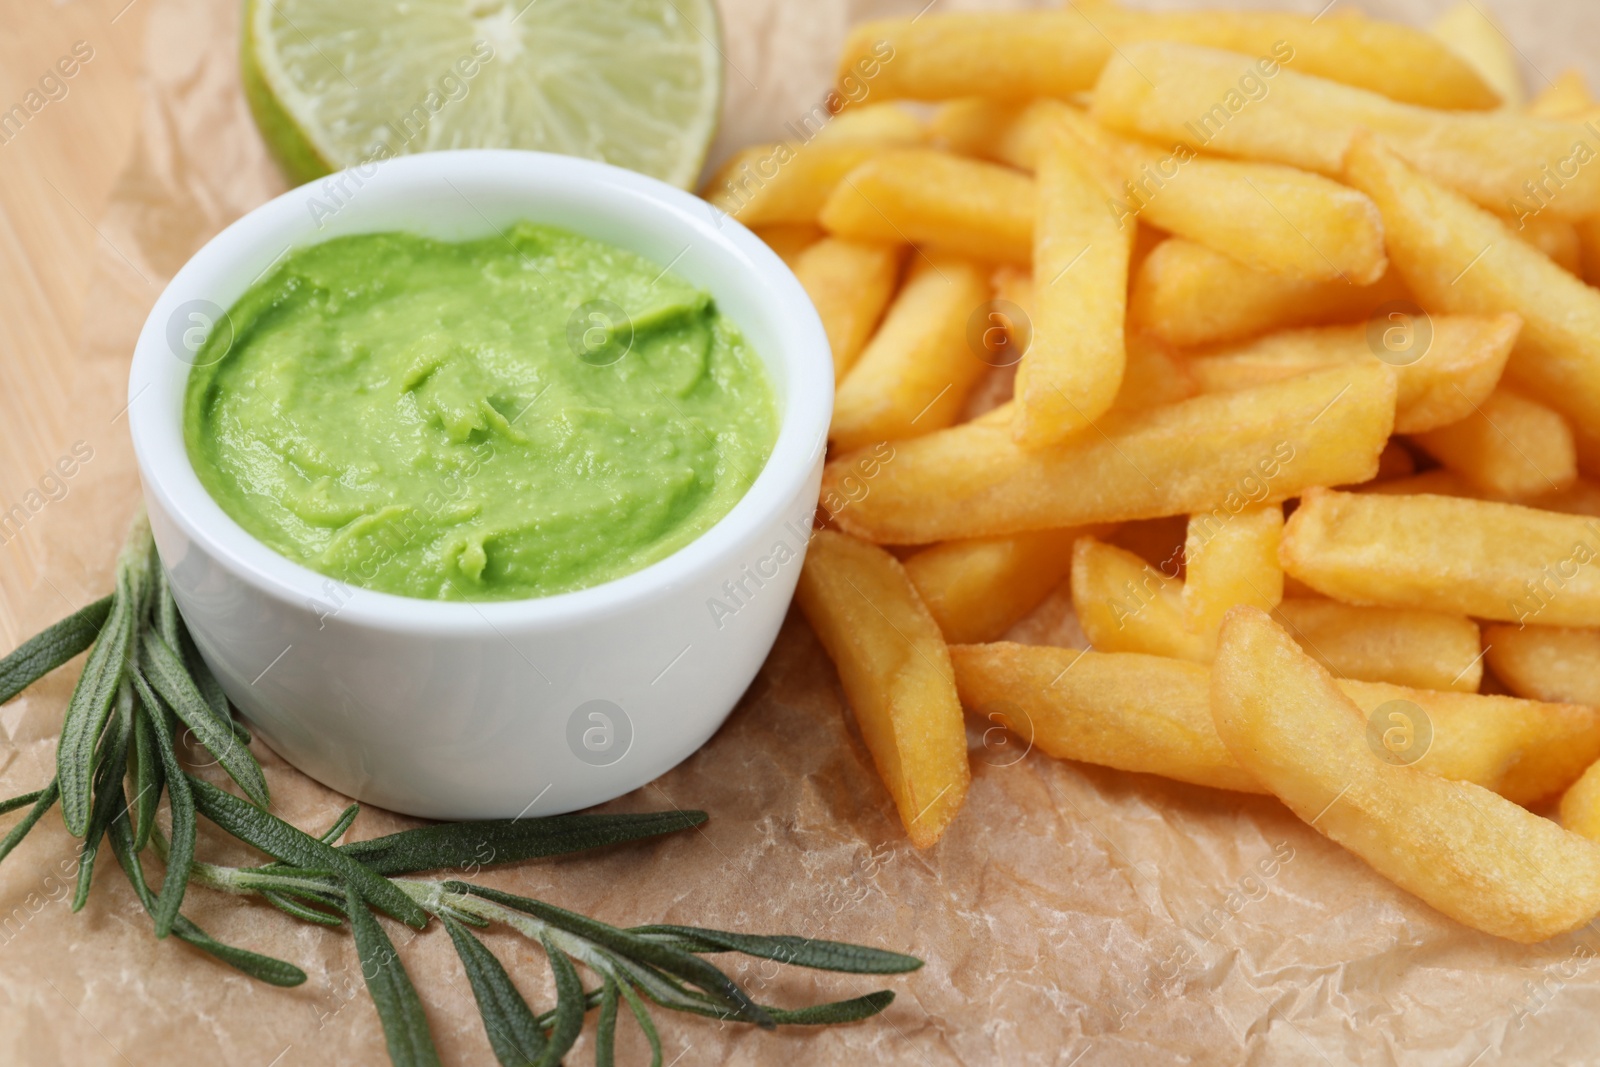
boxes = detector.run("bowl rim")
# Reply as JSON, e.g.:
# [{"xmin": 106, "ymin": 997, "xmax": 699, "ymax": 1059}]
[{"xmin": 128, "ymin": 148, "xmax": 832, "ymax": 635}]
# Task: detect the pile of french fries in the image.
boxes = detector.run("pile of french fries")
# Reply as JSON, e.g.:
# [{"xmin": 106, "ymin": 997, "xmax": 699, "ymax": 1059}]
[{"xmin": 707, "ymin": 1, "xmax": 1600, "ymax": 943}]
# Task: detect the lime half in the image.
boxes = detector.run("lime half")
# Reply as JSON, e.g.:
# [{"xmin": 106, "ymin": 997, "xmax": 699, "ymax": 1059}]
[{"xmin": 242, "ymin": 0, "xmax": 723, "ymax": 189}]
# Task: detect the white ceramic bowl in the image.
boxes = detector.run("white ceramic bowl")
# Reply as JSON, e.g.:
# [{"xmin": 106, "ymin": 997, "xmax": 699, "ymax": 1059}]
[{"xmin": 127, "ymin": 150, "xmax": 831, "ymax": 819}]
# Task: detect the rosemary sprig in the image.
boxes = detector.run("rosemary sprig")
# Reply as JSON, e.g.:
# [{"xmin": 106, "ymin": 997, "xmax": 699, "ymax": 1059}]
[{"xmin": 0, "ymin": 510, "xmax": 922, "ymax": 1065}]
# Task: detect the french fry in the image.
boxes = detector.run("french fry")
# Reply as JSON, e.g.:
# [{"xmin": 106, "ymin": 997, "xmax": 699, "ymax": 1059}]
[
  {"xmin": 1211, "ymin": 607, "xmax": 1600, "ymax": 943},
  {"xmin": 905, "ymin": 524, "xmax": 1112, "ymax": 645},
  {"xmin": 1072, "ymin": 536, "xmax": 1211, "ymax": 662},
  {"xmin": 1114, "ymin": 335, "xmax": 1197, "ymax": 413},
  {"xmin": 837, "ymin": 14, "xmax": 1109, "ymax": 102},
  {"xmin": 794, "ymin": 529, "xmax": 970, "ymax": 848},
  {"xmin": 815, "ymin": 102, "xmax": 929, "ymax": 145},
  {"xmin": 822, "ymin": 364, "xmax": 1395, "ymax": 544},
  {"xmin": 930, "ymin": 98, "xmax": 1023, "ymax": 160},
  {"xmin": 792, "ymin": 237, "xmax": 903, "ymax": 380},
  {"xmin": 1510, "ymin": 215, "xmax": 1583, "ymax": 275},
  {"xmin": 842, "ymin": 10, "xmax": 1498, "ymax": 109},
  {"xmin": 1528, "ymin": 71, "xmax": 1592, "ymax": 119},
  {"xmin": 1130, "ymin": 238, "xmax": 1411, "ymax": 348},
  {"xmin": 952, "ymin": 643, "xmax": 1260, "ymax": 793},
  {"xmin": 1579, "ymin": 217, "xmax": 1600, "ymax": 288},
  {"xmin": 1560, "ymin": 760, "xmax": 1600, "ymax": 841},
  {"xmin": 1066, "ymin": 111, "xmax": 1388, "ymax": 284},
  {"xmin": 1186, "ymin": 313, "xmax": 1519, "ymax": 434},
  {"xmin": 1483, "ymin": 624, "xmax": 1600, "ymax": 708},
  {"xmin": 952, "ymin": 640, "xmax": 1600, "ymax": 806},
  {"xmin": 1373, "ymin": 439, "xmax": 1418, "ymax": 481},
  {"xmin": 832, "ymin": 256, "xmax": 990, "ymax": 450},
  {"xmin": 1184, "ymin": 504, "xmax": 1283, "ymax": 639},
  {"xmin": 1430, "ymin": 0, "xmax": 1524, "ymax": 108},
  {"xmin": 752, "ymin": 223, "xmax": 823, "ymax": 268},
  {"xmin": 1363, "ymin": 470, "xmax": 1600, "ymax": 515},
  {"xmin": 1093, "ymin": 42, "xmax": 1600, "ymax": 220},
  {"xmin": 1345, "ymin": 136, "xmax": 1600, "ymax": 451},
  {"xmin": 1359, "ymin": 469, "xmax": 1471, "ymax": 498},
  {"xmin": 1013, "ymin": 128, "xmax": 1129, "ymax": 447},
  {"xmin": 984, "ymin": 265, "xmax": 1191, "ymax": 417},
  {"xmin": 1411, "ymin": 388, "xmax": 1577, "ymax": 499},
  {"xmin": 707, "ymin": 141, "xmax": 888, "ymax": 227},
  {"xmin": 818, "ymin": 149, "xmax": 1035, "ymax": 264},
  {"xmin": 1280, "ymin": 488, "xmax": 1600, "ymax": 627},
  {"xmin": 1275, "ymin": 597, "xmax": 1483, "ymax": 693}
]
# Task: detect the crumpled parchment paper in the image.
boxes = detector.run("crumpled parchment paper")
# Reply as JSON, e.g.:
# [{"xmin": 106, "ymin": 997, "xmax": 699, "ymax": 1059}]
[{"xmin": 4, "ymin": 0, "xmax": 1600, "ymax": 1063}]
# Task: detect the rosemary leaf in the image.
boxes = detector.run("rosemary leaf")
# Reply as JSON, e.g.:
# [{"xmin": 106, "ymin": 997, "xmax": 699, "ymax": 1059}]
[
  {"xmin": 441, "ymin": 914, "xmax": 549, "ymax": 1067},
  {"xmin": 343, "ymin": 889, "xmax": 442, "ymax": 1067},
  {"xmin": 0, "ymin": 789, "xmax": 45, "ymax": 818},
  {"xmin": 262, "ymin": 889, "xmax": 342, "ymax": 927},
  {"xmin": 57, "ymin": 582, "xmax": 135, "ymax": 837},
  {"xmin": 318, "ymin": 803, "xmax": 361, "ymax": 845},
  {"xmin": 59, "ymin": 513, "xmax": 151, "ymax": 837},
  {"xmin": 154, "ymin": 566, "xmax": 181, "ymax": 652},
  {"xmin": 107, "ymin": 805, "xmax": 307, "ymax": 986},
  {"xmin": 763, "ymin": 990, "xmax": 897, "ymax": 1025},
  {"xmin": 172, "ymin": 599, "xmax": 249, "ymax": 744},
  {"xmin": 0, "ymin": 594, "xmax": 113, "ymax": 705},
  {"xmin": 538, "ymin": 932, "xmax": 586, "ymax": 1067},
  {"xmin": 629, "ymin": 925, "xmax": 924, "ymax": 974},
  {"xmin": 341, "ymin": 809, "xmax": 707, "ymax": 877},
  {"xmin": 189, "ymin": 776, "xmax": 427, "ymax": 928},
  {"xmin": 136, "ymin": 676, "xmax": 195, "ymax": 938},
  {"xmin": 139, "ymin": 630, "xmax": 268, "ymax": 806},
  {"xmin": 128, "ymin": 691, "xmax": 163, "ymax": 852},
  {"xmin": 449, "ymin": 883, "xmax": 773, "ymax": 1029},
  {"xmin": 0, "ymin": 778, "xmax": 58, "ymax": 866},
  {"xmin": 615, "ymin": 980, "xmax": 664, "ymax": 1067},
  {"xmin": 72, "ymin": 680, "xmax": 136, "ymax": 911},
  {"xmin": 595, "ymin": 978, "xmax": 620, "ymax": 1067}
]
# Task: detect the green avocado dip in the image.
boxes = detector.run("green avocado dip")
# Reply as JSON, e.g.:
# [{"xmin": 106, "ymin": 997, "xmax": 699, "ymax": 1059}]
[{"xmin": 184, "ymin": 224, "xmax": 778, "ymax": 602}]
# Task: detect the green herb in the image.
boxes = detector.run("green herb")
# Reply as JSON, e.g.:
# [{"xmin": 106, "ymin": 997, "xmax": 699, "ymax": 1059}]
[{"xmin": 0, "ymin": 510, "xmax": 921, "ymax": 1065}]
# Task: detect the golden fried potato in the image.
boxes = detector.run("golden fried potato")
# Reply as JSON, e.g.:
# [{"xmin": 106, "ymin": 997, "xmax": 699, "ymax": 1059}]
[
  {"xmin": 1347, "ymin": 135, "xmax": 1600, "ymax": 444},
  {"xmin": 832, "ymin": 256, "xmax": 988, "ymax": 450},
  {"xmin": 1280, "ymin": 488, "xmax": 1600, "ymax": 627},
  {"xmin": 822, "ymin": 364, "xmax": 1395, "ymax": 544},
  {"xmin": 1130, "ymin": 238, "xmax": 1411, "ymax": 348},
  {"xmin": 1483, "ymin": 624, "xmax": 1600, "ymax": 707},
  {"xmin": 792, "ymin": 237, "xmax": 902, "ymax": 380},
  {"xmin": 1211, "ymin": 607, "xmax": 1600, "ymax": 943},
  {"xmin": 1114, "ymin": 335, "xmax": 1197, "ymax": 413},
  {"xmin": 752, "ymin": 223, "xmax": 823, "ymax": 268},
  {"xmin": 1411, "ymin": 388, "xmax": 1577, "ymax": 499},
  {"xmin": 1275, "ymin": 597, "xmax": 1483, "ymax": 693},
  {"xmin": 1184, "ymin": 504, "xmax": 1283, "ymax": 640},
  {"xmin": 837, "ymin": 14, "xmax": 1108, "ymax": 102},
  {"xmin": 1013, "ymin": 128, "xmax": 1129, "ymax": 447},
  {"xmin": 1094, "ymin": 43, "xmax": 1600, "ymax": 219},
  {"xmin": 1431, "ymin": 0, "xmax": 1524, "ymax": 108},
  {"xmin": 842, "ymin": 10, "xmax": 1497, "ymax": 109},
  {"xmin": 905, "ymin": 524, "xmax": 1111, "ymax": 645},
  {"xmin": 1528, "ymin": 70, "xmax": 1592, "ymax": 119},
  {"xmin": 952, "ymin": 643, "xmax": 1261, "ymax": 793},
  {"xmin": 819, "ymin": 149, "xmax": 1034, "ymax": 264},
  {"xmin": 795, "ymin": 529, "xmax": 970, "ymax": 848},
  {"xmin": 1560, "ymin": 759, "xmax": 1600, "ymax": 840},
  {"xmin": 930, "ymin": 98, "xmax": 1023, "ymax": 159},
  {"xmin": 1072, "ymin": 536, "xmax": 1211, "ymax": 661},
  {"xmin": 952, "ymin": 640, "xmax": 1600, "ymax": 806},
  {"xmin": 1186, "ymin": 313, "xmax": 1518, "ymax": 435},
  {"xmin": 703, "ymin": 104, "xmax": 927, "ymax": 226},
  {"xmin": 1510, "ymin": 215, "xmax": 1584, "ymax": 275},
  {"xmin": 1067, "ymin": 113, "xmax": 1387, "ymax": 284}
]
